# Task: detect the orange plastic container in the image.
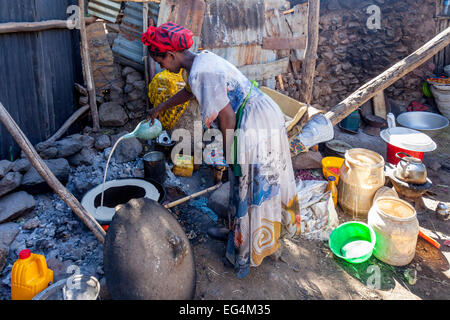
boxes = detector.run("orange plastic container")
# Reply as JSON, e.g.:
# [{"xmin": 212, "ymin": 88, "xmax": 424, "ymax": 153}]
[
  {"xmin": 322, "ymin": 156, "xmax": 345, "ymax": 184},
  {"xmin": 327, "ymin": 176, "xmax": 338, "ymax": 208},
  {"xmin": 11, "ymin": 249, "xmax": 53, "ymax": 300}
]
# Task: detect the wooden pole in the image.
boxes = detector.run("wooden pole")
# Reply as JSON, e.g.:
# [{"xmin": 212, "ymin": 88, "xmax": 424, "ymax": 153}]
[
  {"xmin": 143, "ymin": 2, "xmax": 150, "ymax": 110},
  {"xmin": 43, "ymin": 105, "xmax": 90, "ymax": 145},
  {"xmin": 164, "ymin": 183, "xmax": 222, "ymax": 209},
  {"xmin": 148, "ymin": 17, "xmax": 157, "ymax": 86},
  {"xmin": 0, "ymin": 102, "xmax": 106, "ymax": 244},
  {"xmin": 0, "ymin": 20, "xmax": 69, "ymax": 34},
  {"xmin": 79, "ymin": 0, "xmax": 100, "ymax": 132},
  {"xmin": 298, "ymin": 0, "xmax": 320, "ymax": 104},
  {"xmin": 326, "ymin": 26, "xmax": 450, "ymax": 126}
]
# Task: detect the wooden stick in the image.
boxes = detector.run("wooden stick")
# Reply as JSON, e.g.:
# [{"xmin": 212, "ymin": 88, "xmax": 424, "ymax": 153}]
[
  {"xmin": 79, "ymin": 0, "xmax": 100, "ymax": 132},
  {"xmin": 326, "ymin": 26, "xmax": 450, "ymax": 126},
  {"xmin": 164, "ymin": 183, "xmax": 222, "ymax": 209},
  {"xmin": 74, "ymin": 83, "xmax": 88, "ymax": 97},
  {"xmin": 0, "ymin": 20, "xmax": 70, "ymax": 34},
  {"xmin": 42, "ymin": 105, "xmax": 90, "ymax": 145},
  {"xmin": 298, "ymin": 0, "xmax": 320, "ymax": 104},
  {"xmin": 0, "ymin": 102, "xmax": 106, "ymax": 244},
  {"xmin": 277, "ymin": 75, "xmax": 285, "ymax": 91},
  {"xmin": 148, "ymin": 17, "xmax": 157, "ymax": 83},
  {"xmin": 143, "ymin": 2, "xmax": 150, "ymax": 110}
]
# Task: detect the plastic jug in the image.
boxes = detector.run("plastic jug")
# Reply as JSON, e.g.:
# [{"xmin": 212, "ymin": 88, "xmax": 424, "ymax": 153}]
[
  {"xmin": 11, "ymin": 249, "xmax": 53, "ymax": 300},
  {"xmin": 338, "ymin": 148, "xmax": 385, "ymax": 218},
  {"xmin": 122, "ymin": 119, "xmax": 163, "ymax": 141},
  {"xmin": 327, "ymin": 176, "xmax": 338, "ymax": 208},
  {"xmin": 340, "ymin": 110, "xmax": 360, "ymax": 132}
]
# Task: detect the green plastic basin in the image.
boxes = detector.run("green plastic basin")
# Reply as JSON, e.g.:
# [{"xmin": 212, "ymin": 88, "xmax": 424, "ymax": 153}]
[{"xmin": 329, "ymin": 221, "xmax": 376, "ymax": 264}]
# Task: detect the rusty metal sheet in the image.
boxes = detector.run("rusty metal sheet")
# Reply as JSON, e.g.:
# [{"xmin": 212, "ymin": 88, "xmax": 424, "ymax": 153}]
[
  {"xmin": 201, "ymin": 0, "xmax": 265, "ymax": 48},
  {"xmin": 166, "ymin": 0, "xmax": 205, "ymax": 36},
  {"xmin": 88, "ymin": 0, "xmax": 122, "ymax": 23},
  {"xmin": 262, "ymin": 36, "xmax": 306, "ymax": 50},
  {"xmin": 113, "ymin": 1, "xmax": 160, "ymax": 66},
  {"xmin": 119, "ymin": 1, "xmax": 159, "ymax": 40}
]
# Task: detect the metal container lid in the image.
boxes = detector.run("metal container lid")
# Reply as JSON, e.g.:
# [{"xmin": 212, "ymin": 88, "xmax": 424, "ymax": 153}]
[{"xmin": 380, "ymin": 127, "xmax": 437, "ymax": 152}]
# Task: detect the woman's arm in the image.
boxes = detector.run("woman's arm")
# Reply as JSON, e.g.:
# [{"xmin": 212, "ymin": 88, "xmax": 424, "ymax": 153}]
[
  {"xmin": 218, "ymin": 103, "xmax": 236, "ymax": 159},
  {"xmin": 147, "ymin": 87, "xmax": 194, "ymax": 122}
]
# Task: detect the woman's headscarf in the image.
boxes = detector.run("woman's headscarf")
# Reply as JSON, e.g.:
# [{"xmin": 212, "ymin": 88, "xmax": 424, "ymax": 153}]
[{"xmin": 142, "ymin": 22, "xmax": 194, "ymax": 54}]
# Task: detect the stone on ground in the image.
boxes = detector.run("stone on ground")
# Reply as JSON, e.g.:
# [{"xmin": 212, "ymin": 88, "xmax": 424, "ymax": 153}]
[
  {"xmin": 55, "ymin": 134, "xmax": 84, "ymax": 158},
  {"xmin": 110, "ymin": 132, "xmax": 143, "ymax": 163},
  {"xmin": 0, "ymin": 160, "xmax": 13, "ymax": 179},
  {"xmin": 68, "ymin": 148, "xmax": 96, "ymax": 167},
  {"xmin": 12, "ymin": 159, "xmax": 31, "ymax": 173},
  {"xmin": 0, "ymin": 172, "xmax": 22, "ymax": 197},
  {"xmin": 0, "ymin": 191, "xmax": 36, "ymax": 224},
  {"xmin": 0, "ymin": 222, "xmax": 20, "ymax": 273},
  {"xmin": 21, "ymin": 158, "xmax": 70, "ymax": 194},
  {"xmin": 99, "ymin": 102, "xmax": 129, "ymax": 127},
  {"xmin": 40, "ymin": 147, "xmax": 58, "ymax": 159},
  {"xmin": 22, "ymin": 217, "xmax": 40, "ymax": 230},
  {"xmin": 95, "ymin": 135, "xmax": 111, "ymax": 151}
]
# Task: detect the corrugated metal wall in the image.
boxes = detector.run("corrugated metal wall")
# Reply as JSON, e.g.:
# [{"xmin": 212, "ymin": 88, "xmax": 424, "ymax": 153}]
[{"xmin": 0, "ymin": 0, "xmax": 82, "ymax": 160}]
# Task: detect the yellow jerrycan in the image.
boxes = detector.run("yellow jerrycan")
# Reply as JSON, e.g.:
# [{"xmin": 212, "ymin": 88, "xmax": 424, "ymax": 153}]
[{"xmin": 11, "ymin": 249, "xmax": 53, "ymax": 300}]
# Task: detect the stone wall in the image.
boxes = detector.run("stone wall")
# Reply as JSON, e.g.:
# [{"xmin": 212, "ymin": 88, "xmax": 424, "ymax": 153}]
[{"xmin": 279, "ymin": 0, "xmax": 437, "ymax": 111}]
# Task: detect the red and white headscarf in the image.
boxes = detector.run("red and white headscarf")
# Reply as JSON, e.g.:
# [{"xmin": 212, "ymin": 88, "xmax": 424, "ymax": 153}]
[{"xmin": 142, "ymin": 22, "xmax": 194, "ymax": 53}]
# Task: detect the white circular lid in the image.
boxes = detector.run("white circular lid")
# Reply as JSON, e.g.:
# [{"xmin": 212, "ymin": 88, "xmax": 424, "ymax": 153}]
[{"xmin": 380, "ymin": 127, "xmax": 437, "ymax": 152}]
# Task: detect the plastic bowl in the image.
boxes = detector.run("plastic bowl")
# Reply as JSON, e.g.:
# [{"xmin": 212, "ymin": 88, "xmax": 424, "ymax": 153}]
[
  {"xmin": 322, "ymin": 156, "xmax": 345, "ymax": 184},
  {"xmin": 329, "ymin": 221, "xmax": 376, "ymax": 264}
]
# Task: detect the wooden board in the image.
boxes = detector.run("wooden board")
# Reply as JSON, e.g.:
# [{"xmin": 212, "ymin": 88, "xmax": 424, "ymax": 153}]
[
  {"xmin": 372, "ymin": 90, "xmax": 387, "ymax": 119},
  {"xmin": 262, "ymin": 36, "xmax": 307, "ymax": 50},
  {"xmin": 238, "ymin": 57, "xmax": 289, "ymax": 81},
  {"xmin": 264, "ymin": 4, "xmax": 308, "ymax": 61}
]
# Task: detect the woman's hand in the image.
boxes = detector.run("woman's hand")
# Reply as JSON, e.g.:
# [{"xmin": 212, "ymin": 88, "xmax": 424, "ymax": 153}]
[{"xmin": 147, "ymin": 105, "xmax": 163, "ymax": 124}]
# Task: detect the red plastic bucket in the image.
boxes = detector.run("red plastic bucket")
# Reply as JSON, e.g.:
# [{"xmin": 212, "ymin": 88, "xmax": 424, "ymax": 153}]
[{"xmin": 386, "ymin": 143, "xmax": 424, "ymax": 165}]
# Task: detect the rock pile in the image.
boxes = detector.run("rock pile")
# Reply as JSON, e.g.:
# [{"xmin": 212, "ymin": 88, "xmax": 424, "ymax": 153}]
[
  {"xmin": 279, "ymin": 0, "xmax": 436, "ymax": 110},
  {"xmin": 0, "ymin": 143, "xmax": 147, "ymax": 300},
  {"xmin": 98, "ymin": 66, "xmax": 148, "ymax": 129}
]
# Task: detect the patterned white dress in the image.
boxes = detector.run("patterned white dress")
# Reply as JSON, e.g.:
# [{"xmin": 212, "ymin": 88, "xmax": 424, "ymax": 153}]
[{"xmin": 186, "ymin": 51, "xmax": 300, "ymax": 278}]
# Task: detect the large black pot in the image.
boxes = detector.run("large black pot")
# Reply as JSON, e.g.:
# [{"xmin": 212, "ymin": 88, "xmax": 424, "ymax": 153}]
[{"xmin": 103, "ymin": 198, "xmax": 196, "ymax": 300}]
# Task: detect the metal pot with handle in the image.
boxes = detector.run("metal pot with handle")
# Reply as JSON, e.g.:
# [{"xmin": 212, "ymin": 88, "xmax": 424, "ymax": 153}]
[{"xmin": 394, "ymin": 152, "xmax": 427, "ymax": 184}]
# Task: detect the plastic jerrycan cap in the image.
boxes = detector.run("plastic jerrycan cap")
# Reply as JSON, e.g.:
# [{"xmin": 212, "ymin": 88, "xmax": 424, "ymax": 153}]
[{"xmin": 19, "ymin": 249, "xmax": 31, "ymax": 259}]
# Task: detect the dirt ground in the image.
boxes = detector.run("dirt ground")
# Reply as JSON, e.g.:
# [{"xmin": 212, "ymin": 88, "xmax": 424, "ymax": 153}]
[{"xmin": 172, "ymin": 125, "xmax": 450, "ymax": 300}]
